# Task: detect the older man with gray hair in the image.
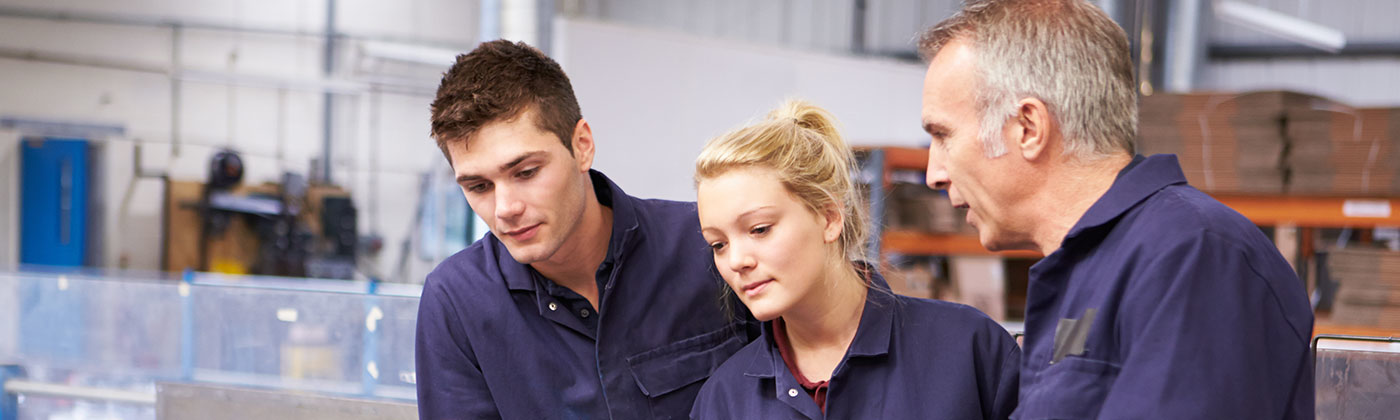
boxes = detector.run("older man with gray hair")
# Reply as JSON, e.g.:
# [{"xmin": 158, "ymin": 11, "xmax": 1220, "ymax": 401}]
[{"xmin": 918, "ymin": 0, "xmax": 1313, "ymax": 418}]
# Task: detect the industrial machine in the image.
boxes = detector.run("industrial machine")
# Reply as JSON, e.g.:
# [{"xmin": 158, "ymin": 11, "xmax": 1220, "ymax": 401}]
[{"xmin": 172, "ymin": 149, "xmax": 359, "ymax": 279}]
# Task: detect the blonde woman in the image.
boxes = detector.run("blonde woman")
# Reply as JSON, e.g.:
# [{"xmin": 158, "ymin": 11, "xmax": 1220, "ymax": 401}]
[{"xmin": 690, "ymin": 100, "xmax": 1019, "ymax": 419}]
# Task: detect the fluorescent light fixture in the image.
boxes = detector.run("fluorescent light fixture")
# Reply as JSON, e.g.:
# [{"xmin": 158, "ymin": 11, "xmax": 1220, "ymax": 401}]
[
  {"xmin": 360, "ymin": 41, "xmax": 461, "ymax": 67},
  {"xmin": 1214, "ymin": 1, "xmax": 1346, "ymax": 52}
]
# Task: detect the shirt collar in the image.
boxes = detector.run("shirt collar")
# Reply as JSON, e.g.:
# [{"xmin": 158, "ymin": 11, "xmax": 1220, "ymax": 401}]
[
  {"xmin": 742, "ymin": 265, "xmax": 897, "ymax": 378},
  {"xmin": 1061, "ymin": 154, "xmax": 1185, "ymax": 244},
  {"xmin": 498, "ymin": 169, "xmax": 640, "ymax": 294},
  {"xmin": 846, "ymin": 268, "xmax": 896, "ymax": 358},
  {"xmin": 593, "ymin": 170, "xmax": 640, "ymax": 266}
]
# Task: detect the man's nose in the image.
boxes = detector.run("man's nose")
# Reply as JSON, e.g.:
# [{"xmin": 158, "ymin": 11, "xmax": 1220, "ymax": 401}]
[{"xmin": 926, "ymin": 146, "xmax": 951, "ymax": 190}]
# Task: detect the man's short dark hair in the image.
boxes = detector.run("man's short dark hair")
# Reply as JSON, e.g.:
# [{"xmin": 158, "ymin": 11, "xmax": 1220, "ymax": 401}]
[{"xmin": 430, "ymin": 40, "xmax": 582, "ymax": 159}]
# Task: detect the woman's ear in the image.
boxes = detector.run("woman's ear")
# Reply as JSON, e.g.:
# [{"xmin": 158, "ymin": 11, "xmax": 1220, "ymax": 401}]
[{"xmin": 822, "ymin": 204, "xmax": 844, "ymax": 243}]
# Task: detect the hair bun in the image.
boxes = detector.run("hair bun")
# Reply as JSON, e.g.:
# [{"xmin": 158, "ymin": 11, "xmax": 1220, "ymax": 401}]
[{"xmin": 766, "ymin": 99, "xmax": 846, "ymax": 152}]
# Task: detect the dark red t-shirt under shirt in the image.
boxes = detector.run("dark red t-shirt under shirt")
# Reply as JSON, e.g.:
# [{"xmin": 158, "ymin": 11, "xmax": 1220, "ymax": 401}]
[{"xmin": 772, "ymin": 317, "xmax": 830, "ymax": 413}]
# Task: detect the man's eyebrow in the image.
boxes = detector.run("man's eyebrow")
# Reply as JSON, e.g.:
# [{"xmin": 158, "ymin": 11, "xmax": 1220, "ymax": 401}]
[
  {"xmin": 455, "ymin": 151, "xmax": 547, "ymax": 184},
  {"xmin": 923, "ymin": 121, "xmax": 951, "ymax": 135},
  {"xmin": 499, "ymin": 151, "xmax": 545, "ymax": 172}
]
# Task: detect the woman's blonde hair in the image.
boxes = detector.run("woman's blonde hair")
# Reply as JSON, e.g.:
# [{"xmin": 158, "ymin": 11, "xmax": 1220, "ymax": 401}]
[{"xmin": 695, "ymin": 99, "xmax": 869, "ymax": 265}]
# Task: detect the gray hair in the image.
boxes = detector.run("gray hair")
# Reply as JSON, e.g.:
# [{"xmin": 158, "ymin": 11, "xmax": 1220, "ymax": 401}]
[{"xmin": 919, "ymin": 0, "xmax": 1137, "ymax": 159}]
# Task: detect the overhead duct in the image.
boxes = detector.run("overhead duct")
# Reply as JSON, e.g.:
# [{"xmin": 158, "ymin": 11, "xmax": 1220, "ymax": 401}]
[{"xmin": 1213, "ymin": 1, "xmax": 1345, "ymax": 53}]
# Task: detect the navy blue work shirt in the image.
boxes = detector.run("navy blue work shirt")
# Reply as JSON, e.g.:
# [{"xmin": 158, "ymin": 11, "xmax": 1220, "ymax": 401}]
[
  {"xmin": 1014, "ymin": 155, "xmax": 1314, "ymax": 419},
  {"xmin": 416, "ymin": 170, "xmax": 753, "ymax": 420},
  {"xmin": 691, "ymin": 271, "xmax": 1021, "ymax": 420}
]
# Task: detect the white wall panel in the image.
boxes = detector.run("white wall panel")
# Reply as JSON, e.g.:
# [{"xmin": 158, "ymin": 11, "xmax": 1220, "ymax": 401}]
[
  {"xmin": 556, "ymin": 18, "xmax": 927, "ymax": 202},
  {"xmin": 0, "ymin": 0, "xmax": 473, "ymax": 280}
]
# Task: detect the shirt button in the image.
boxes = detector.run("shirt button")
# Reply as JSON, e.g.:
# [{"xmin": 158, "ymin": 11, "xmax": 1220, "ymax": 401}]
[
  {"xmin": 788, "ymin": 388, "xmax": 799, "ymax": 397},
  {"xmin": 548, "ymin": 302, "xmax": 558, "ymax": 311},
  {"xmin": 580, "ymin": 309, "xmax": 590, "ymax": 318}
]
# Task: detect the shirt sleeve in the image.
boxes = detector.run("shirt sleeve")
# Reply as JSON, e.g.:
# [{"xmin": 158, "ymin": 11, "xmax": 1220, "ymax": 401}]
[
  {"xmin": 979, "ymin": 320, "xmax": 1021, "ymax": 420},
  {"xmin": 416, "ymin": 279, "xmax": 503, "ymax": 420},
  {"xmin": 989, "ymin": 341, "xmax": 1020, "ymax": 420},
  {"xmin": 688, "ymin": 376, "xmax": 724, "ymax": 420},
  {"xmin": 1097, "ymin": 230, "xmax": 1312, "ymax": 419}
]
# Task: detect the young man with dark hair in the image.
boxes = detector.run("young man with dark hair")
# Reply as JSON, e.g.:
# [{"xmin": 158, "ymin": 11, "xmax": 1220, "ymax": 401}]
[{"xmin": 415, "ymin": 40, "xmax": 750, "ymax": 420}]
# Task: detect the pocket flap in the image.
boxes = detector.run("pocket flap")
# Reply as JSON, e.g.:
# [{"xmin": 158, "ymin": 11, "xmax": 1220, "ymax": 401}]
[
  {"xmin": 627, "ymin": 323, "xmax": 746, "ymax": 397},
  {"xmin": 1015, "ymin": 357, "xmax": 1121, "ymax": 419}
]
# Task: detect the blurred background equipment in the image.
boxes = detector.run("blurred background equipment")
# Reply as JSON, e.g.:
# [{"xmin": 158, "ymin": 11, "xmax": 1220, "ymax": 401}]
[
  {"xmin": 18, "ymin": 138, "xmax": 101, "ymax": 268},
  {"xmin": 155, "ymin": 382, "xmax": 416, "ymax": 420},
  {"xmin": 166, "ymin": 149, "xmax": 363, "ymax": 279}
]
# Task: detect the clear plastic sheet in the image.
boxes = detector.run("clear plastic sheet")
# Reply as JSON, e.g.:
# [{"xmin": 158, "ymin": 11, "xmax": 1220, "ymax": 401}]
[{"xmin": 0, "ymin": 269, "xmax": 420, "ymax": 419}]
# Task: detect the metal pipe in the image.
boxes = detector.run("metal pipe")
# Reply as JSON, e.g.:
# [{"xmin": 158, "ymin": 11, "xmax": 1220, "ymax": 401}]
[
  {"xmin": 369, "ymin": 89, "xmax": 381, "ymax": 236},
  {"xmin": 501, "ymin": 0, "xmax": 538, "ymax": 47},
  {"xmin": 851, "ymin": 0, "xmax": 867, "ymax": 55},
  {"xmin": 277, "ymin": 88, "xmax": 287, "ymax": 174},
  {"xmin": 479, "ymin": 0, "xmax": 501, "ymax": 41},
  {"xmin": 1312, "ymin": 333, "xmax": 1400, "ymax": 350},
  {"xmin": 1208, "ymin": 42, "xmax": 1400, "ymax": 59},
  {"xmin": 0, "ymin": 6, "xmax": 443, "ymax": 97},
  {"xmin": 1162, "ymin": 0, "xmax": 1204, "ymax": 92},
  {"xmin": 0, "ymin": 45, "xmax": 165, "ymax": 74},
  {"xmin": 121, "ymin": 142, "xmax": 169, "ymax": 269},
  {"xmin": 1311, "ymin": 334, "xmax": 1400, "ymax": 367},
  {"xmin": 0, "ymin": 4, "xmax": 470, "ymax": 51},
  {"xmin": 171, "ymin": 25, "xmax": 183, "ymax": 157},
  {"xmin": 537, "ymin": 0, "xmax": 555, "ymax": 55},
  {"xmin": 0, "ymin": 49, "xmax": 432, "ymax": 96},
  {"xmin": 1098, "ymin": 0, "xmax": 1121, "ymax": 28},
  {"xmin": 178, "ymin": 69, "xmax": 372, "ymax": 95},
  {"xmin": 322, "ymin": 0, "xmax": 337, "ymax": 184},
  {"xmin": 1214, "ymin": 0, "xmax": 1345, "ymax": 53},
  {"xmin": 863, "ymin": 149, "xmax": 885, "ymax": 260},
  {"xmin": 2, "ymin": 379, "xmax": 156, "ymax": 405},
  {"xmin": 1135, "ymin": 0, "xmax": 1154, "ymax": 96}
]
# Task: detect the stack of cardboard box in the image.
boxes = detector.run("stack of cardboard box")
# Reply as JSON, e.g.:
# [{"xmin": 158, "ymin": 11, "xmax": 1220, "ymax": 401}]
[
  {"xmin": 1138, "ymin": 91, "xmax": 1312, "ymax": 194},
  {"xmin": 1288, "ymin": 106, "xmax": 1400, "ymax": 195},
  {"xmin": 884, "ymin": 183, "xmax": 936, "ymax": 233},
  {"xmin": 884, "ymin": 258, "xmax": 936, "ymax": 300},
  {"xmin": 1140, "ymin": 90, "xmax": 1400, "ymax": 195},
  {"xmin": 883, "ymin": 182, "xmax": 972, "ymax": 235},
  {"xmin": 1328, "ymin": 248, "xmax": 1400, "ymax": 329}
]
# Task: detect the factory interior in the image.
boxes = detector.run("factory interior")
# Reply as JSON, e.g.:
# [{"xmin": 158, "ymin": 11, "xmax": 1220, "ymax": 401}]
[{"xmin": 1, "ymin": 0, "xmax": 1398, "ymax": 418}]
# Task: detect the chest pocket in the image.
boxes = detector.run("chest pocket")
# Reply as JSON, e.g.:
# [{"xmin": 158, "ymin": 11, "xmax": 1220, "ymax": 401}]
[
  {"xmin": 1013, "ymin": 357, "xmax": 1121, "ymax": 420},
  {"xmin": 628, "ymin": 322, "xmax": 747, "ymax": 420}
]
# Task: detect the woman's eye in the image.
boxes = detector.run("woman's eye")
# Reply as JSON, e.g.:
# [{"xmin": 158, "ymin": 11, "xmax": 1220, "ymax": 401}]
[
  {"xmin": 751, "ymin": 225, "xmax": 770, "ymax": 235},
  {"xmin": 709, "ymin": 242, "xmax": 726, "ymax": 253}
]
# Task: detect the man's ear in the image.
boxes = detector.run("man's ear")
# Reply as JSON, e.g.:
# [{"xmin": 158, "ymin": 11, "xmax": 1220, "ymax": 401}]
[
  {"xmin": 571, "ymin": 118, "xmax": 595, "ymax": 172},
  {"xmin": 1009, "ymin": 97, "xmax": 1053, "ymax": 161}
]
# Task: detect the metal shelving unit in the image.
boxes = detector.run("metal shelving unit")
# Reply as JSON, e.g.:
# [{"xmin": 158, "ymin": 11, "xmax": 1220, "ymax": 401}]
[
  {"xmin": 862, "ymin": 146, "xmax": 1400, "ymax": 258},
  {"xmin": 860, "ymin": 145, "xmax": 1400, "ymax": 335}
]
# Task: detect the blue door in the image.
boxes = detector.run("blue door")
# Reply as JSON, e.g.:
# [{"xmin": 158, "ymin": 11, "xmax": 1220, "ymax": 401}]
[{"xmin": 19, "ymin": 138, "xmax": 89, "ymax": 267}]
